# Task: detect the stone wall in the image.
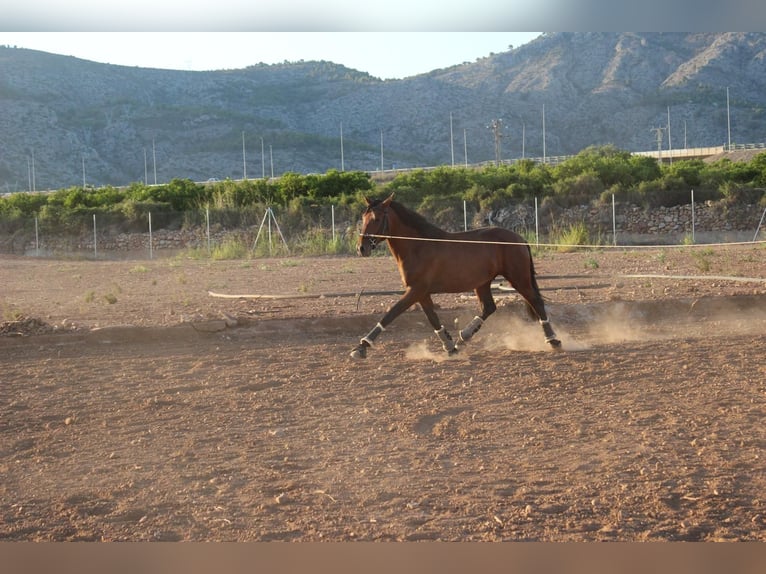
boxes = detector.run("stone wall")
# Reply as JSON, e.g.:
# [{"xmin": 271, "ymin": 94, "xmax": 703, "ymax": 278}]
[{"xmin": 488, "ymin": 202, "xmax": 765, "ymax": 240}]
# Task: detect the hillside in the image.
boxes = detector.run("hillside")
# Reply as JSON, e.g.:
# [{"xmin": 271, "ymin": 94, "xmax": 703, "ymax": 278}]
[{"xmin": 1, "ymin": 32, "xmax": 765, "ymax": 191}]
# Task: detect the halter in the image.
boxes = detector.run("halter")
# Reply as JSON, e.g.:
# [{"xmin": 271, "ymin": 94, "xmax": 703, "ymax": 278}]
[{"xmin": 364, "ymin": 205, "xmax": 390, "ymax": 250}]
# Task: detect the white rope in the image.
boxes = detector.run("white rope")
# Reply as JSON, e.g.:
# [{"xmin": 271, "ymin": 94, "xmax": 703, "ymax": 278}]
[{"xmin": 360, "ymin": 233, "xmax": 766, "ymax": 250}]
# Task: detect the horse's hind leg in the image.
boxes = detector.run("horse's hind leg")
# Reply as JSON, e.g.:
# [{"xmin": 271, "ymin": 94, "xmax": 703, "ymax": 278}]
[
  {"xmin": 420, "ymin": 295, "xmax": 457, "ymax": 355},
  {"xmin": 458, "ymin": 282, "xmax": 496, "ymax": 344},
  {"xmin": 510, "ymin": 281, "xmax": 561, "ymax": 349}
]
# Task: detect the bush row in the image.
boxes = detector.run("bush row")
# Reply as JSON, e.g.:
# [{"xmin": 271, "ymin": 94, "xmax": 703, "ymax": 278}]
[{"xmin": 1, "ymin": 146, "xmax": 765, "ymax": 238}]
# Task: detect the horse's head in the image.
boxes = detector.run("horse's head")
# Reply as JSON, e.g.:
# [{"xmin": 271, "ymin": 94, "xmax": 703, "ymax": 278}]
[{"xmin": 357, "ymin": 193, "xmax": 394, "ymax": 257}]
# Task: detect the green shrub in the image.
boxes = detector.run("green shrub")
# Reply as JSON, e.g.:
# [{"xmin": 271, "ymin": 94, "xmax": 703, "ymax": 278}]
[{"xmin": 550, "ymin": 222, "xmax": 592, "ymax": 253}]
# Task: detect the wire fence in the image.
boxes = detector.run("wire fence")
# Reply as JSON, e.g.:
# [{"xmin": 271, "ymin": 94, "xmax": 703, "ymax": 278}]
[{"xmin": 1, "ymin": 199, "xmax": 765, "ymax": 260}]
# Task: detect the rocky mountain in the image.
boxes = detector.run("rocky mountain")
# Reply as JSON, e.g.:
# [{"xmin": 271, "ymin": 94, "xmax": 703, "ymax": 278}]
[{"xmin": 1, "ymin": 32, "xmax": 765, "ymax": 192}]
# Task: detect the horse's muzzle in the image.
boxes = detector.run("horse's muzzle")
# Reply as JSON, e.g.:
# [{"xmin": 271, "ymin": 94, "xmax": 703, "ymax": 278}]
[{"xmin": 357, "ymin": 236, "xmax": 376, "ymax": 257}]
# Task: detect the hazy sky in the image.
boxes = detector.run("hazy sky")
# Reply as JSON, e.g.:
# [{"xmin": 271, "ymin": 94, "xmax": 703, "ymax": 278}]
[
  {"xmin": 2, "ymin": 0, "xmax": 762, "ymax": 78},
  {"xmin": 0, "ymin": 32, "xmax": 542, "ymax": 79}
]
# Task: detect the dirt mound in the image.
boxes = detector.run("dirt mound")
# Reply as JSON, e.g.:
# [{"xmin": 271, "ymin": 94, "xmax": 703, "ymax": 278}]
[{"xmin": 0, "ymin": 316, "xmax": 55, "ymax": 337}]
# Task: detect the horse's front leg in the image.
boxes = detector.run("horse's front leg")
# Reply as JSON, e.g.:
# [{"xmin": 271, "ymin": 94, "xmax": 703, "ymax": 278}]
[
  {"xmin": 350, "ymin": 287, "xmax": 419, "ymax": 359},
  {"xmin": 420, "ymin": 294, "xmax": 458, "ymax": 356},
  {"xmin": 458, "ymin": 282, "xmax": 496, "ymax": 345}
]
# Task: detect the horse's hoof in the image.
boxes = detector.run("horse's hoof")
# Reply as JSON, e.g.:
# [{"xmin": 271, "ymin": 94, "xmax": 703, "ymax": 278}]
[
  {"xmin": 350, "ymin": 345, "xmax": 368, "ymax": 359},
  {"xmin": 447, "ymin": 346, "xmax": 459, "ymax": 356},
  {"xmin": 547, "ymin": 338, "xmax": 562, "ymax": 349}
]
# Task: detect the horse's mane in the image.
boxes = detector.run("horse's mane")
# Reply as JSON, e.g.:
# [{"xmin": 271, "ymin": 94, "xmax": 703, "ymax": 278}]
[{"xmin": 384, "ymin": 200, "xmax": 448, "ymax": 238}]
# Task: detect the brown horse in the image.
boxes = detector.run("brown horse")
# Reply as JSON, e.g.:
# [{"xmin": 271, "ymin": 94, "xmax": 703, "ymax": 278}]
[{"xmin": 350, "ymin": 194, "xmax": 561, "ymax": 359}]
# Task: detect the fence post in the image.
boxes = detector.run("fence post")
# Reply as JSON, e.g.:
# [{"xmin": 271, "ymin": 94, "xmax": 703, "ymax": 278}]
[
  {"xmin": 148, "ymin": 212, "xmax": 153, "ymax": 260},
  {"xmin": 93, "ymin": 213, "xmax": 97, "ymax": 259},
  {"xmin": 35, "ymin": 216, "xmax": 39, "ymax": 256},
  {"xmin": 463, "ymin": 200, "xmax": 468, "ymax": 231},
  {"xmin": 691, "ymin": 189, "xmax": 696, "ymax": 243},
  {"xmin": 612, "ymin": 194, "xmax": 617, "ymax": 246},
  {"xmin": 332, "ymin": 205, "xmax": 336, "ymax": 242},
  {"xmin": 754, "ymin": 206, "xmax": 766, "ymax": 242},
  {"xmin": 534, "ymin": 197, "xmax": 539, "ymax": 246},
  {"xmin": 206, "ymin": 206, "xmax": 211, "ymax": 254}
]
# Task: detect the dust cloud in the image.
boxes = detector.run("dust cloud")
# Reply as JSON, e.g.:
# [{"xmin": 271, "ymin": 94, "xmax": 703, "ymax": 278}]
[{"xmin": 401, "ymin": 296, "xmax": 766, "ymax": 361}]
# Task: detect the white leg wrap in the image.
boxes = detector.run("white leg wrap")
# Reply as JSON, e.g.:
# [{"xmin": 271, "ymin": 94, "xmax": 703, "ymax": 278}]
[
  {"xmin": 459, "ymin": 315, "xmax": 485, "ymax": 342},
  {"xmin": 361, "ymin": 322, "xmax": 385, "ymax": 346},
  {"xmin": 539, "ymin": 319, "xmax": 559, "ymax": 343}
]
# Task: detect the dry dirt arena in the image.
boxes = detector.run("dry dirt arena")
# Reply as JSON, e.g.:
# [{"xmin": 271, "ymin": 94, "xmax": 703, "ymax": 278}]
[{"xmin": 1, "ymin": 243, "xmax": 765, "ymax": 542}]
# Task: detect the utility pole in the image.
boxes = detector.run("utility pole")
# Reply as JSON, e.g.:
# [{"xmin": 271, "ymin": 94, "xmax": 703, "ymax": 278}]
[
  {"xmin": 667, "ymin": 107, "xmax": 673, "ymax": 165},
  {"xmin": 726, "ymin": 87, "xmax": 732, "ymax": 150},
  {"xmin": 463, "ymin": 128, "xmax": 468, "ymax": 167},
  {"xmin": 152, "ymin": 138, "xmax": 157, "ymax": 185},
  {"xmin": 650, "ymin": 126, "xmax": 666, "ymax": 162},
  {"xmin": 242, "ymin": 131, "xmax": 247, "ymax": 180},
  {"xmin": 489, "ymin": 119, "xmax": 503, "ymax": 166},
  {"xmin": 522, "ymin": 121, "xmax": 526, "ymax": 159},
  {"xmin": 542, "ymin": 104, "xmax": 546, "ymax": 163},
  {"xmin": 450, "ymin": 112, "xmax": 455, "ymax": 167}
]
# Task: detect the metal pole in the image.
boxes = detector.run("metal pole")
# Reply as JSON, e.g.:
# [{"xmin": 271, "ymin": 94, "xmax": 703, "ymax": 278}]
[
  {"xmin": 691, "ymin": 189, "xmax": 696, "ymax": 243},
  {"xmin": 754, "ymin": 206, "xmax": 766, "ymax": 242},
  {"xmin": 490, "ymin": 119, "xmax": 502, "ymax": 166},
  {"xmin": 522, "ymin": 121, "xmax": 526, "ymax": 159},
  {"xmin": 380, "ymin": 130, "xmax": 384, "ymax": 171},
  {"xmin": 152, "ymin": 138, "xmax": 157, "ymax": 185},
  {"xmin": 534, "ymin": 197, "xmax": 539, "ymax": 246},
  {"xmin": 148, "ymin": 212, "xmax": 153, "ymax": 260},
  {"xmin": 463, "ymin": 128, "xmax": 468, "ymax": 167},
  {"xmin": 667, "ymin": 106, "xmax": 672, "ymax": 165},
  {"xmin": 206, "ymin": 206, "xmax": 211, "ymax": 254},
  {"xmin": 726, "ymin": 87, "xmax": 731, "ymax": 150},
  {"xmin": 261, "ymin": 138, "xmax": 265, "ymax": 179},
  {"xmin": 253, "ymin": 209, "xmax": 270, "ymax": 252},
  {"xmin": 242, "ymin": 131, "xmax": 247, "ymax": 180},
  {"xmin": 450, "ymin": 112, "xmax": 454, "ymax": 167},
  {"xmin": 332, "ymin": 205, "xmax": 336, "ymax": 242},
  {"xmin": 268, "ymin": 208, "xmax": 273, "ymax": 255},
  {"xmin": 93, "ymin": 213, "xmax": 97, "ymax": 259},
  {"xmin": 463, "ymin": 200, "xmax": 467, "ymax": 231},
  {"xmin": 542, "ymin": 104, "xmax": 546, "ymax": 164},
  {"xmin": 35, "ymin": 216, "xmax": 39, "ymax": 256},
  {"xmin": 269, "ymin": 208, "xmax": 290, "ymax": 253},
  {"xmin": 612, "ymin": 194, "xmax": 617, "ymax": 246}
]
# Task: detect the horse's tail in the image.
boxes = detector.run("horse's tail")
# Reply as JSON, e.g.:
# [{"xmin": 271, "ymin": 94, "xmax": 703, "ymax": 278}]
[{"xmin": 525, "ymin": 244, "xmax": 544, "ymax": 320}]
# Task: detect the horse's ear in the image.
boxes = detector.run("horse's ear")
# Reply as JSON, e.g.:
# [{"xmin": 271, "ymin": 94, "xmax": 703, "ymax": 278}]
[
  {"xmin": 364, "ymin": 196, "xmax": 372, "ymax": 206},
  {"xmin": 382, "ymin": 192, "xmax": 395, "ymax": 207}
]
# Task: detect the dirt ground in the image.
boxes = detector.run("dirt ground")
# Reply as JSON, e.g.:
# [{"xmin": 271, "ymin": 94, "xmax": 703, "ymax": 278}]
[{"xmin": 1, "ymin": 242, "xmax": 765, "ymax": 541}]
